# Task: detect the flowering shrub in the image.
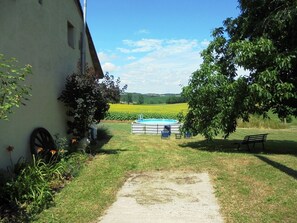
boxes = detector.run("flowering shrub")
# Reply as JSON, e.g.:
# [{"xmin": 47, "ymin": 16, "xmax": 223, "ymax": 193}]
[{"xmin": 58, "ymin": 65, "xmax": 126, "ymax": 138}]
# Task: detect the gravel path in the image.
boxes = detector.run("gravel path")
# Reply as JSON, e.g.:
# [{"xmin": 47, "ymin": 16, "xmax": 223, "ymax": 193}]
[{"xmin": 98, "ymin": 171, "xmax": 224, "ymax": 223}]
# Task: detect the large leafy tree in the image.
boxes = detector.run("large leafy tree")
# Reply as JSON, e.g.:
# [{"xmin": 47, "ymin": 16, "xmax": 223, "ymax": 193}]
[{"xmin": 183, "ymin": 0, "xmax": 297, "ymax": 139}]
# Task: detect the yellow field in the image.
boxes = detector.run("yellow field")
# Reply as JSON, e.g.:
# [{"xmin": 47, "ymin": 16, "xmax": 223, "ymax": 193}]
[{"xmin": 109, "ymin": 103, "xmax": 188, "ymax": 115}]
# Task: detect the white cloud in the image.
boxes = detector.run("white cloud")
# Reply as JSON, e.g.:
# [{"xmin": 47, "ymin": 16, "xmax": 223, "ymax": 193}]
[
  {"xmin": 135, "ymin": 29, "xmax": 150, "ymax": 35},
  {"xmin": 127, "ymin": 56, "xmax": 136, "ymax": 60},
  {"xmin": 118, "ymin": 39, "xmax": 163, "ymax": 53},
  {"xmin": 100, "ymin": 38, "xmax": 259, "ymax": 93},
  {"xmin": 99, "ymin": 38, "xmax": 209, "ymax": 93},
  {"xmin": 97, "ymin": 52, "xmax": 109, "ymax": 63},
  {"xmin": 97, "ymin": 52, "xmax": 117, "ymax": 64},
  {"xmin": 201, "ymin": 39, "xmax": 210, "ymax": 47},
  {"xmin": 102, "ymin": 62, "xmax": 117, "ymax": 73},
  {"xmin": 115, "ymin": 39, "xmax": 204, "ymax": 93}
]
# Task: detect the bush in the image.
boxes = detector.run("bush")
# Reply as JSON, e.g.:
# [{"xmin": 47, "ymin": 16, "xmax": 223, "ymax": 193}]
[
  {"xmin": 96, "ymin": 126, "xmax": 112, "ymax": 140},
  {"xmin": 59, "ymin": 67, "xmax": 126, "ymax": 139},
  {"xmin": 58, "ymin": 65, "xmax": 109, "ymax": 138},
  {"xmin": 4, "ymin": 157, "xmax": 59, "ymax": 217},
  {"xmin": 0, "ymin": 152, "xmax": 88, "ymax": 222},
  {"xmin": 237, "ymin": 115, "xmax": 287, "ymax": 129},
  {"xmin": 286, "ymin": 116, "xmax": 293, "ymax": 123},
  {"xmin": 59, "ymin": 152, "xmax": 88, "ymax": 179}
]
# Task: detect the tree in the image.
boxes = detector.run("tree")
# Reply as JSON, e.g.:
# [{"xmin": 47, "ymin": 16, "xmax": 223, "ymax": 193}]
[
  {"xmin": 58, "ymin": 65, "xmax": 126, "ymax": 138},
  {"xmin": 183, "ymin": 0, "xmax": 297, "ymax": 139},
  {"xmin": 127, "ymin": 93, "xmax": 133, "ymax": 105},
  {"xmin": 100, "ymin": 72, "xmax": 127, "ymax": 103},
  {"xmin": 0, "ymin": 54, "xmax": 32, "ymax": 120},
  {"xmin": 138, "ymin": 94, "xmax": 144, "ymax": 104},
  {"xmin": 166, "ymin": 95, "xmax": 187, "ymax": 104}
]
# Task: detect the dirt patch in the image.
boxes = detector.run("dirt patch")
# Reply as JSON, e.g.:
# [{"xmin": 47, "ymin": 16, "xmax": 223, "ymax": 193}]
[
  {"xmin": 98, "ymin": 171, "xmax": 223, "ymax": 223},
  {"xmin": 123, "ymin": 172, "xmax": 201, "ymax": 206}
]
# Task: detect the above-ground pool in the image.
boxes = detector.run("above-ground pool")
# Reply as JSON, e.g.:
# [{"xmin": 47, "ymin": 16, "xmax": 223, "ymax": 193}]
[
  {"xmin": 135, "ymin": 118, "xmax": 178, "ymax": 125},
  {"xmin": 132, "ymin": 119, "xmax": 181, "ymax": 134}
]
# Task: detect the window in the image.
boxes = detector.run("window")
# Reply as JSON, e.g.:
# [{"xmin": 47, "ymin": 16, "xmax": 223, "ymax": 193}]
[{"xmin": 67, "ymin": 22, "xmax": 75, "ymax": 49}]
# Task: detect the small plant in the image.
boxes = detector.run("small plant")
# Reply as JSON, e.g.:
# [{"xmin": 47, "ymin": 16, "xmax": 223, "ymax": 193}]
[
  {"xmin": 53, "ymin": 134, "xmax": 68, "ymax": 159},
  {"xmin": 0, "ymin": 146, "xmax": 88, "ymax": 222},
  {"xmin": 59, "ymin": 152, "xmax": 88, "ymax": 179},
  {"xmin": 5, "ymin": 156, "xmax": 57, "ymax": 216}
]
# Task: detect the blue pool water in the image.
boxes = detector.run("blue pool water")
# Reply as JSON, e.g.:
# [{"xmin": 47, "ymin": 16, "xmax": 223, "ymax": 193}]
[{"xmin": 135, "ymin": 118, "xmax": 178, "ymax": 125}]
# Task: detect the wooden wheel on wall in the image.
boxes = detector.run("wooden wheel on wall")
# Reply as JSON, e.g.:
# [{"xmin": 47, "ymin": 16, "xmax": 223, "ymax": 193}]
[{"xmin": 30, "ymin": 127, "xmax": 57, "ymax": 161}]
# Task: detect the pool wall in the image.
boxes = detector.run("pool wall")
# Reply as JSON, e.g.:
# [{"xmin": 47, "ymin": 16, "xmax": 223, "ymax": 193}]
[
  {"xmin": 131, "ymin": 122, "xmax": 182, "ymax": 134},
  {"xmin": 135, "ymin": 119, "xmax": 178, "ymax": 125}
]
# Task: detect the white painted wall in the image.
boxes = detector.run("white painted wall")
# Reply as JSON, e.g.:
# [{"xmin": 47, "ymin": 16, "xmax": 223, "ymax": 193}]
[{"xmin": 0, "ymin": 0, "xmax": 97, "ymax": 169}]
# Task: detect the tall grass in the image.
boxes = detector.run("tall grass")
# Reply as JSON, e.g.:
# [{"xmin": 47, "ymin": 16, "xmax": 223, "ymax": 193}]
[
  {"xmin": 237, "ymin": 111, "xmax": 297, "ymax": 129},
  {"xmin": 237, "ymin": 116, "xmax": 287, "ymax": 129}
]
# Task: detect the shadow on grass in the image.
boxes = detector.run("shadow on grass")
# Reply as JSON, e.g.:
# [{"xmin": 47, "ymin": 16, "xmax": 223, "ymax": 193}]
[
  {"xmin": 88, "ymin": 126, "xmax": 128, "ymax": 155},
  {"xmin": 254, "ymin": 155, "xmax": 297, "ymax": 180},
  {"xmin": 181, "ymin": 139, "xmax": 297, "ymax": 180},
  {"xmin": 180, "ymin": 139, "xmax": 242, "ymax": 153},
  {"xmin": 96, "ymin": 148, "xmax": 129, "ymax": 155},
  {"xmin": 180, "ymin": 139, "xmax": 297, "ymax": 155}
]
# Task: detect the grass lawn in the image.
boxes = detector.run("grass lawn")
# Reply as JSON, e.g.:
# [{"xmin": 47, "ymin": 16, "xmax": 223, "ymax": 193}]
[{"xmin": 35, "ymin": 123, "xmax": 297, "ymax": 223}]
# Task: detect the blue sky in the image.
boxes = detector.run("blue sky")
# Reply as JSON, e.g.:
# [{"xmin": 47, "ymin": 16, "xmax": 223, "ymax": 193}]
[{"xmin": 82, "ymin": 0, "xmax": 240, "ymax": 93}]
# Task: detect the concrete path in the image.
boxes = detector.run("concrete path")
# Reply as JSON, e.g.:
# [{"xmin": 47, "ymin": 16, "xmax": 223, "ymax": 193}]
[{"xmin": 98, "ymin": 171, "xmax": 224, "ymax": 223}]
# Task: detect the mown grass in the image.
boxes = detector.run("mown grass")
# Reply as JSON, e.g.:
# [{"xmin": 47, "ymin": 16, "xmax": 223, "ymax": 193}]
[{"xmin": 34, "ymin": 123, "xmax": 297, "ymax": 223}]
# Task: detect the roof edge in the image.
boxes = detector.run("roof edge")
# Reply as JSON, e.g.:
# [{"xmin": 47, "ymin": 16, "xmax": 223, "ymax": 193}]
[{"xmin": 75, "ymin": 0, "xmax": 104, "ymax": 78}]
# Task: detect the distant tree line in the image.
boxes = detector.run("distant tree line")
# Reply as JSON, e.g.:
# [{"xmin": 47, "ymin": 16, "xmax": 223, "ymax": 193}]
[
  {"xmin": 166, "ymin": 96, "xmax": 187, "ymax": 104},
  {"xmin": 121, "ymin": 93, "xmax": 186, "ymax": 104}
]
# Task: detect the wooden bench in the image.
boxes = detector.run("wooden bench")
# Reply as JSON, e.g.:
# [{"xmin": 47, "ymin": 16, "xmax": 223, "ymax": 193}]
[{"xmin": 237, "ymin": 134, "xmax": 268, "ymax": 151}]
